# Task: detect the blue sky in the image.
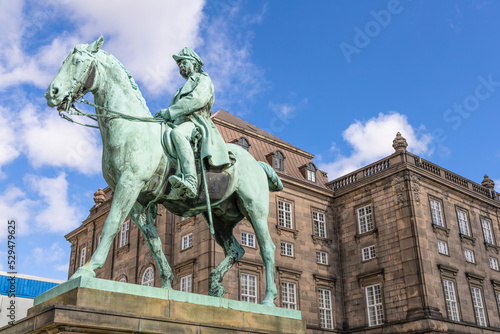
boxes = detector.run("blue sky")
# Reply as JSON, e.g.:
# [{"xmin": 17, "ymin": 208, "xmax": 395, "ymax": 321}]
[{"xmin": 1, "ymin": 0, "xmax": 500, "ymax": 280}]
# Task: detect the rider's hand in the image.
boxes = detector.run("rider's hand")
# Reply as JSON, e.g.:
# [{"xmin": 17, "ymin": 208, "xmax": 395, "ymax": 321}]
[{"xmin": 154, "ymin": 108, "xmax": 170, "ymax": 121}]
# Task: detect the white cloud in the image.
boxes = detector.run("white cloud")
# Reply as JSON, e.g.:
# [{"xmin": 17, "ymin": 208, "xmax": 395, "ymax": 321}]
[
  {"xmin": 0, "ymin": 186, "xmax": 36, "ymax": 240},
  {"xmin": 55, "ymin": 262, "xmax": 69, "ymax": 272},
  {"xmin": 31, "ymin": 243, "xmax": 65, "ymax": 264},
  {"xmin": 20, "ymin": 103, "xmax": 102, "ymax": 175},
  {"xmin": 61, "ymin": 0, "xmax": 205, "ymax": 95},
  {"xmin": 318, "ymin": 112, "xmax": 432, "ymax": 180},
  {"xmin": 25, "ymin": 173, "xmax": 81, "ymax": 233},
  {"xmin": 269, "ymin": 102, "xmax": 296, "ymax": 117},
  {"xmin": 495, "ymin": 179, "xmax": 500, "ymax": 193},
  {"xmin": 0, "ymin": 106, "xmax": 21, "ymax": 176}
]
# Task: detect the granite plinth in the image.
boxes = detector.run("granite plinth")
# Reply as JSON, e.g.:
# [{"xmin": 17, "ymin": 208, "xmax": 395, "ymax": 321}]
[{"xmin": 1, "ymin": 277, "xmax": 306, "ymax": 334}]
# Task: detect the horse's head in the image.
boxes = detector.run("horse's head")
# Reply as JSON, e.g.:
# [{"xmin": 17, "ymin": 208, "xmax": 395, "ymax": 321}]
[{"xmin": 45, "ymin": 36, "xmax": 104, "ymax": 110}]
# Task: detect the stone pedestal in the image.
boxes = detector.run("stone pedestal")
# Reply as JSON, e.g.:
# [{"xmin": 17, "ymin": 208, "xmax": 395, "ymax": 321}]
[{"xmin": 1, "ymin": 277, "xmax": 305, "ymax": 333}]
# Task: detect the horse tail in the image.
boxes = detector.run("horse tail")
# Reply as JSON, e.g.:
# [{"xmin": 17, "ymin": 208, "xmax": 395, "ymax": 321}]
[{"xmin": 258, "ymin": 161, "xmax": 283, "ymax": 192}]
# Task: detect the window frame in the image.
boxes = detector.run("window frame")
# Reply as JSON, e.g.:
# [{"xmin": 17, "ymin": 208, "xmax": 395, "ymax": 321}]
[
  {"xmin": 278, "ymin": 199, "xmax": 293, "ymax": 230},
  {"xmin": 456, "ymin": 208, "xmax": 472, "ymax": 237},
  {"xmin": 429, "ymin": 197, "xmax": 445, "ymax": 227},
  {"xmin": 306, "ymin": 163, "xmax": 317, "ymax": 183},
  {"xmin": 316, "ymin": 251, "xmax": 328, "ymax": 265},
  {"xmin": 362, "ymin": 245, "xmax": 376, "ymax": 261},
  {"xmin": 119, "ymin": 220, "xmax": 130, "ymax": 248},
  {"xmin": 180, "ymin": 274, "xmax": 192, "ymax": 293},
  {"xmin": 490, "ymin": 257, "xmax": 500, "ymax": 271},
  {"xmin": 442, "ymin": 278, "xmax": 460, "ymax": 321},
  {"xmin": 481, "ymin": 218, "xmax": 495, "ymax": 245},
  {"xmin": 282, "ymin": 281, "xmax": 297, "ymax": 310},
  {"xmin": 79, "ymin": 247, "xmax": 86, "ymax": 267},
  {"xmin": 281, "ymin": 241, "xmax": 294, "ymax": 257},
  {"xmin": 318, "ymin": 288, "xmax": 334, "ymax": 329},
  {"xmin": 357, "ymin": 204, "xmax": 374, "ymax": 235},
  {"xmin": 241, "ymin": 273, "xmax": 258, "ymax": 303},
  {"xmin": 241, "ymin": 232, "xmax": 255, "ymax": 248},
  {"xmin": 273, "ymin": 150, "xmax": 285, "ymax": 172},
  {"xmin": 437, "ymin": 240, "xmax": 449, "ymax": 255},
  {"xmin": 313, "ymin": 210, "xmax": 327, "ymax": 238},
  {"xmin": 181, "ymin": 233, "xmax": 193, "ymax": 250},
  {"xmin": 464, "ymin": 249, "xmax": 475, "ymax": 263},
  {"xmin": 141, "ymin": 267, "xmax": 155, "ymax": 287},
  {"xmin": 236, "ymin": 137, "xmax": 250, "ymax": 151},
  {"xmin": 365, "ymin": 284, "xmax": 384, "ymax": 327},
  {"xmin": 470, "ymin": 286, "xmax": 488, "ymax": 327}
]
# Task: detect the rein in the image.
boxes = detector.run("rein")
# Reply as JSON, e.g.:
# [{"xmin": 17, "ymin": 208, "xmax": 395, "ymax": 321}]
[
  {"xmin": 59, "ymin": 98, "xmax": 161, "ymax": 129},
  {"xmin": 57, "ymin": 49, "xmax": 161, "ymax": 128}
]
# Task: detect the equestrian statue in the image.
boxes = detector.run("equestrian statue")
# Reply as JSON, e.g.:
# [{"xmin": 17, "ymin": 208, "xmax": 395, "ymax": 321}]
[{"xmin": 44, "ymin": 36, "xmax": 282, "ymax": 305}]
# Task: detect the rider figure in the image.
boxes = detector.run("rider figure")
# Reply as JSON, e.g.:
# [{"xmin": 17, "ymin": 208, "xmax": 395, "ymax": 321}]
[{"xmin": 155, "ymin": 47, "xmax": 230, "ymax": 198}]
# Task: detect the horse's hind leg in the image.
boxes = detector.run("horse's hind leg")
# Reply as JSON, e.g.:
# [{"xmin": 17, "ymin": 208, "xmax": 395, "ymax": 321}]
[
  {"xmin": 129, "ymin": 202, "xmax": 173, "ymax": 289},
  {"xmin": 203, "ymin": 213, "xmax": 245, "ymax": 298}
]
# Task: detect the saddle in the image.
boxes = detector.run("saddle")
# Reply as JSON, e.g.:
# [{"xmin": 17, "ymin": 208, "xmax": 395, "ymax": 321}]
[{"xmin": 158, "ymin": 123, "xmax": 234, "ymax": 211}]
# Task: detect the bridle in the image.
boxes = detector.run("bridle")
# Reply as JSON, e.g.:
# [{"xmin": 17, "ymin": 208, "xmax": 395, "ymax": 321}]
[{"xmin": 57, "ymin": 49, "xmax": 159, "ymax": 128}]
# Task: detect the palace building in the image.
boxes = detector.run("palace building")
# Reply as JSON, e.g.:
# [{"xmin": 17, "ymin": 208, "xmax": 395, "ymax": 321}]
[{"xmin": 65, "ymin": 110, "xmax": 500, "ymax": 333}]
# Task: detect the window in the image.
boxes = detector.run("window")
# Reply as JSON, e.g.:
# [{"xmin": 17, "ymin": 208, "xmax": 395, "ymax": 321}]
[
  {"xmin": 306, "ymin": 163, "xmax": 316, "ymax": 183},
  {"xmin": 366, "ymin": 284, "xmax": 384, "ymax": 326},
  {"xmin": 79, "ymin": 247, "xmax": 86, "ymax": 267},
  {"xmin": 241, "ymin": 232, "xmax": 255, "ymax": 247},
  {"xmin": 236, "ymin": 137, "xmax": 250, "ymax": 151},
  {"xmin": 281, "ymin": 242, "xmax": 294, "ymax": 257},
  {"xmin": 437, "ymin": 240, "xmax": 449, "ymax": 255},
  {"xmin": 119, "ymin": 277, "xmax": 127, "ymax": 283},
  {"xmin": 481, "ymin": 219, "xmax": 495, "ymax": 245},
  {"xmin": 490, "ymin": 258, "xmax": 499, "ymax": 271},
  {"xmin": 241, "ymin": 273, "xmax": 257, "ymax": 303},
  {"xmin": 457, "ymin": 209, "xmax": 471, "ymax": 236},
  {"xmin": 357, "ymin": 205, "xmax": 374, "ymax": 234},
  {"xmin": 180, "ymin": 275, "xmax": 192, "ymax": 293},
  {"xmin": 119, "ymin": 220, "xmax": 130, "ymax": 247},
  {"xmin": 464, "ymin": 249, "xmax": 475, "ymax": 263},
  {"xmin": 313, "ymin": 211, "xmax": 326, "ymax": 238},
  {"xmin": 443, "ymin": 279, "xmax": 460, "ymax": 321},
  {"xmin": 273, "ymin": 151, "xmax": 285, "ymax": 171},
  {"xmin": 282, "ymin": 281, "xmax": 297, "ymax": 309},
  {"xmin": 278, "ymin": 200, "xmax": 293, "ymax": 229},
  {"xmin": 362, "ymin": 245, "xmax": 376, "ymax": 261},
  {"xmin": 430, "ymin": 199, "xmax": 444, "ymax": 227},
  {"xmin": 318, "ymin": 289, "xmax": 334, "ymax": 329},
  {"xmin": 182, "ymin": 234, "xmax": 193, "ymax": 250},
  {"xmin": 496, "ymin": 293, "xmax": 500, "ymax": 318},
  {"xmin": 471, "ymin": 286, "xmax": 487, "ymax": 326},
  {"xmin": 142, "ymin": 267, "xmax": 154, "ymax": 286},
  {"xmin": 316, "ymin": 251, "xmax": 328, "ymax": 265}
]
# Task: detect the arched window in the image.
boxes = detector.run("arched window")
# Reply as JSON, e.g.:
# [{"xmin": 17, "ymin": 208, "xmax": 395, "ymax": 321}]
[
  {"xmin": 142, "ymin": 267, "xmax": 154, "ymax": 287},
  {"xmin": 306, "ymin": 163, "xmax": 317, "ymax": 183},
  {"xmin": 273, "ymin": 151, "xmax": 285, "ymax": 172},
  {"xmin": 118, "ymin": 277, "xmax": 127, "ymax": 283},
  {"xmin": 236, "ymin": 137, "xmax": 250, "ymax": 151}
]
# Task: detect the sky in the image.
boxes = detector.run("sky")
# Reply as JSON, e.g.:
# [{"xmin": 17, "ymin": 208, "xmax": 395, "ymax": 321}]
[{"xmin": 1, "ymin": 0, "xmax": 500, "ymax": 281}]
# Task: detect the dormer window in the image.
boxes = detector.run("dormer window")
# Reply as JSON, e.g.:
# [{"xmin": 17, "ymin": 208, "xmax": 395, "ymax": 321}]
[
  {"xmin": 306, "ymin": 163, "xmax": 317, "ymax": 183},
  {"xmin": 273, "ymin": 151, "xmax": 285, "ymax": 172},
  {"xmin": 236, "ymin": 137, "xmax": 250, "ymax": 151}
]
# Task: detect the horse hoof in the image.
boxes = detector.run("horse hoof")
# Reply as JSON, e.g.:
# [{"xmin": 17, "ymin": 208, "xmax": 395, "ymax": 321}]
[
  {"xmin": 69, "ymin": 266, "xmax": 96, "ymax": 280},
  {"xmin": 261, "ymin": 299, "xmax": 276, "ymax": 307},
  {"xmin": 209, "ymin": 283, "xmax": 226, "ymax": 297}
]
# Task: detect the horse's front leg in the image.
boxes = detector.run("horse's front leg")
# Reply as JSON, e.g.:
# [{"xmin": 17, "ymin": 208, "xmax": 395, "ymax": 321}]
[
  {"xmin": 129, "ymin": 202, "xmax": 174, "ymax": 289},
  {"xmin": 70, "ymin": 173, "xmax": 144, "ymax": 280}
]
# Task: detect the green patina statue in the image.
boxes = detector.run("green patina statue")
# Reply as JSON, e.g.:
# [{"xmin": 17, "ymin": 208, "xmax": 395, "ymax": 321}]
[
  {"xmin": 45, "ymin": 37, "xmax": 283, "ymax": 306},
  {"xmin": 154, "ymin": 47, "xmax": 230, "ymax": 199}
]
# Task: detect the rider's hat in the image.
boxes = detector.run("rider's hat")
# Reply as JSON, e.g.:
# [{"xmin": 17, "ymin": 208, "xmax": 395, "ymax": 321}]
[{"xmin": 172, "ymin": 47, "xmax": 204, "ymax": 67}]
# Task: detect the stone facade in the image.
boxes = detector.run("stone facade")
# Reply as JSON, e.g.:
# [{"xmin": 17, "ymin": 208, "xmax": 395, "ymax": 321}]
[{"xmin": 65, "ymin": 111, "xmax": 500, "ymax": 333}]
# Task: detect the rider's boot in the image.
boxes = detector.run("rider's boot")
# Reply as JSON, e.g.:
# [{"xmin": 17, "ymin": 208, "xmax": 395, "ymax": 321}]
[{"xmin": 169, "ymin": 138, "xmax": 198, "ymax": 198}]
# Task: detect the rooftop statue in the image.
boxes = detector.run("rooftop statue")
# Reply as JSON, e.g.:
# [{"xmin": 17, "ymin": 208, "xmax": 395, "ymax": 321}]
[{"xmin": 45, "ymin": 36, "xmax": 282, "ymax": 305}]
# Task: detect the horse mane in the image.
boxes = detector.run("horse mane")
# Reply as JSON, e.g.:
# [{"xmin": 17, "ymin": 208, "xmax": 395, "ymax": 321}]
[{"xmin": 76, "ymin": 44, "xmax": 149, "ymax": 113}]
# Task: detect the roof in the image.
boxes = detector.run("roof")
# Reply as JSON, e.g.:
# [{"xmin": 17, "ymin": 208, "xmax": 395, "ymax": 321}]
[
  {"xmin": 0, "ymin": 272, "xmax": 64, "ymax": 299},
  {"xmin": 212, "ymin": 110, "xmax": 330, "ymax": 190}
]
